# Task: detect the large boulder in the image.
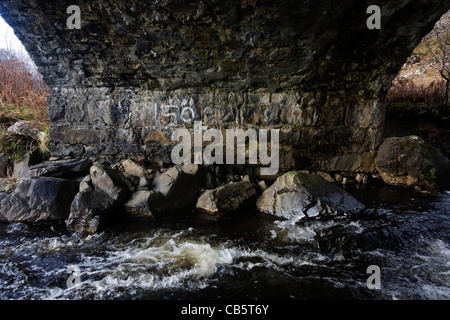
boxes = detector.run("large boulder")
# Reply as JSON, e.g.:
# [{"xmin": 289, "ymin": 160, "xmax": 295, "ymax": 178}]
[
  {"xmin": 0, "ymin": 177, "xmax": 79, "ymax": 222},
  {"xmin": 124, "ymin": 190, "xmax": 163, "ymax": 217},
  {"xmin": 26, "ymin": 158, "xmax": 92, "ymax": 179},
  {"xmin": 196, "ymin": 181, "xmax": 259, "ymax": 215},
  {"xmin": 12, "ymin": 152, "xmax": 44, "ymax": 180},
  {"xmin": 7, "ymin": 120, "xmax": 45, "ymax": 142},
  {"xmin": 90, "ymin": 163, "xmax": 131, "ymax": 201},
  {"xmin": 316, "ymin": 223, "xmax": 405, "ymax": 255},
  {"xmin": 66, "ymin": 163, "xmax": 134, "ymax": 235},
  {"xmin": 65, "ymin": 182, "xmax": 117, "ymax": 235},
  {"xmin": 151, "ymin": 164, "xmax": 203, "ymax": 210},
  {"xmin": 375, "ymin": 136, "xmax": 450, "ymax": 190},
  {"xmin": 0, "ymin": 177, "xmax": 16, "ymax": 193},
  {"xmin": 256, "ymin": 171, "xmax": 365, "ymax": 220},
  {"xmin": 121, "ymin": 159, "xmax": 150, "ymax": 178}
]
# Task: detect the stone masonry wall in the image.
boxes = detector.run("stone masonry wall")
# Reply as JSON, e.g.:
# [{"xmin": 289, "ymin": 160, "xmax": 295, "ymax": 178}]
[{"xmin": 48, "ymin": 87, "xmax": 385, "ymax": 170}]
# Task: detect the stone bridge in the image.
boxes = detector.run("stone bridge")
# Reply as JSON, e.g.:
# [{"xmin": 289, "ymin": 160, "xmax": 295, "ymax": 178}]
[{"xmin": 0, "ymin": 0, "xmax": 448, "ymax": 172}]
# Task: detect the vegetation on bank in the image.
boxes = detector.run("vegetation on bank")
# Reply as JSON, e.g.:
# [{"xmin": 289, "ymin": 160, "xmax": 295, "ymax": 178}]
[
  {"xmin": 387, "ymin": 10, "xmax": 450, "ymax": 119},
  {"xmin": 0, "ymin": 48, "xmax": 49, "ymax": 162},
  {"xmin": 385, "ymin": 10, "xmax": 450, "ymax": 159}
]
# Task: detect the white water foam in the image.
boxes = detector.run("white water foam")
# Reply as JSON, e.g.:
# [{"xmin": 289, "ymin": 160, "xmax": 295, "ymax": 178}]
[
  {"xmin": 5, "ymin": 222, "xmax": 28, "ymax": 234},
  {"xmin": 381, "ymin": 238, "xmax": 450, "ymax": 300},
  {"xmin": 33, "ymin": 225, "xmax": 330, "ymax": 299},
  {"xmin": 37, "ymin": 230, "xmax": 238, "ymax": 299}
]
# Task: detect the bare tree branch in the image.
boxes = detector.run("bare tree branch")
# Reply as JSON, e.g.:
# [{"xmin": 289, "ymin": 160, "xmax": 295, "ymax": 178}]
[{"xmin": 423, "ymin": 10, "xmax": 450, "ymax": 105}]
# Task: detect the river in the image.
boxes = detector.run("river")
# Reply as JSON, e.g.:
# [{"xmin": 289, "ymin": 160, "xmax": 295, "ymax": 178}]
[{"xmin": 0, "ymin": 182, "xmax": 448, "ymax": 300}]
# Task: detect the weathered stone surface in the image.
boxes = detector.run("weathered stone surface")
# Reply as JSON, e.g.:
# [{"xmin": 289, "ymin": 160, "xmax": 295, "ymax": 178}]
[
  {"xmin": 0, "ymin": 193, "xmax": 7, "ymax": 221},
  {"xmin": 121, "ymin": 159, "xmax": 148, "ymax": 178},
  {"xmin": 0, "ymin": 178, "xmax": 16, "ymax": 192},
  {"xmin": 10, "ymin": 149, "xmax": 47, "ymax": 180},
  {"xmin": 152, "ymin": 164, "xmax": 203, "ymax": 210},
  {"xmin": 79, "ymin": 175, "xmax": 91, "ymax": 192},
  {"xmin": 0, "ymin": 153, "xmax": 10, "ymax": 177},
  {"xmin": 375, "ymin": 136, "xmax": 450, "ymax": 190},
  {"xmin": 90, "ymin": 164, "xmax": 130, "ymax": 201},
  {"xmin": 12, "ymin": 153, "xmax": 32, "ymax": 180},
  {"xmin": 196, "ymin": 181, "xmax": 258, "ymax": 215},
  {"xmin": 26, "ymin": 158, "xmax": 92, "ymax": 178},
  {"xmin": 0, "ymin": 177, "xmax": 78, "ymax": 222},
  {"xmin": 318, "ymin": 151, "xmax": 378, "ymax": 173},
  {"xmin": 0, "ymin": 178, "xmax": 9, "ymax": 192},
  {"xmin": 1, "ymin": 1, "xmax": 447, "ymax": 170},
  {"xmin": 7, "ymin": 121, "xmax": 44, "ymax": 141},
  {"xmin": 66, "ymin": 183, "xmax": 117, "ymax": 235},
  {"xmin": 256, "ymin": 171, "xmax": 365, "ymax": 220},
  {"xmin": 124, "ymin": 190, "xmax": 162, "ymax": 217}
]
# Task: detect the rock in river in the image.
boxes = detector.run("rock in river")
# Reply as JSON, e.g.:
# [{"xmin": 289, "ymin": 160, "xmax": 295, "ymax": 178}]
[
  {"xmin": 90, "ymin": 163, "xmax": 131, "ymax": 201},
  {"xmin": 256, "ymin": 171, "xmax": 365, "ymax": 220},
  {"xmin": 0, "ymin": 177, "xmax": 79, "ymax": 222},
  {"xmin": 66, "ymin": 182, "xmax": 118, "ymax": 235},
  {"xmin": 152, "ymin": 164, "xmax": 203, "ymax": 210},
  {"xmin": 124, "ymin": 190, "xmax": 163, "ymax": 217},
  {"xmin": 375, "ymin": 136, "xmax": 450, "ymax": 190},
  {"xmin": 196, "ymin": 180, "xmax": 259, "ymax": 215}
]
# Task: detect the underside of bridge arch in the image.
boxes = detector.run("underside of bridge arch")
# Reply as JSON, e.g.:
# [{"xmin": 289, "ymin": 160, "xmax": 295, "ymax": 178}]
[{"xmin": 0, "ymin": 0, "xmax": 448, "ymax": 171}]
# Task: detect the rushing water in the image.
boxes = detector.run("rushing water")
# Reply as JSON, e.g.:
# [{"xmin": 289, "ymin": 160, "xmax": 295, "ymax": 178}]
[{"xmin": 0, "ymin": 184, "xmax": 448, "ymax": 300}]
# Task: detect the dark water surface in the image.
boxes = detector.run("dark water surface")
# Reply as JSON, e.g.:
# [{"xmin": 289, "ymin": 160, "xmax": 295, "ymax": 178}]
[{"xmin": 0, "ymin": 184, "xmax": 448, "ymax": 300}]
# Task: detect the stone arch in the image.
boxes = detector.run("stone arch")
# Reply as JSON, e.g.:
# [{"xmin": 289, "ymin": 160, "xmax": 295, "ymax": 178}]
[{"xmin": 0, "ymin": 0, "xmax": 448, "ymax": 170}]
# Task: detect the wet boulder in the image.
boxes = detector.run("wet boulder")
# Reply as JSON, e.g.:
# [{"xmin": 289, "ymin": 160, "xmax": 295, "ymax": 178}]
[
  {"xmin": 375, "ymin": 136, "xmax": 450, "ymax": 190},
  {"xmin": 316, "ymin": 223, "xmax": 405, "ymax": 255},
  {"xmin": 196, "ymin": 181, "xmax": 259, "ymax": 215},
  {"xmin": 25, "ymin": 158, "xmax": 92, "ymax": 179},
  {"xmin": 65, "ymin": 182, "xmax": 117, "ymax": 235},
  {"xmin": 256, "ymin": 171, "xmax": 365, "ymax": 220},
  {"xmin": 90, "ymin": 163, "xmax": 131, "ymax": 201},
  {"xmin": 152, "ymin": 164, "xmax": 203, "ymax": 210},
  {"xmin": 66, "ymin": 163, "xmax": 134, "ymax": 235},
  {"xmin": 124, "ymin": 190, "xmax": 163, "ymax": 217},
  {"xmin": 0, "ymin": 177, "xmax": 78, "ymax": 222}
]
